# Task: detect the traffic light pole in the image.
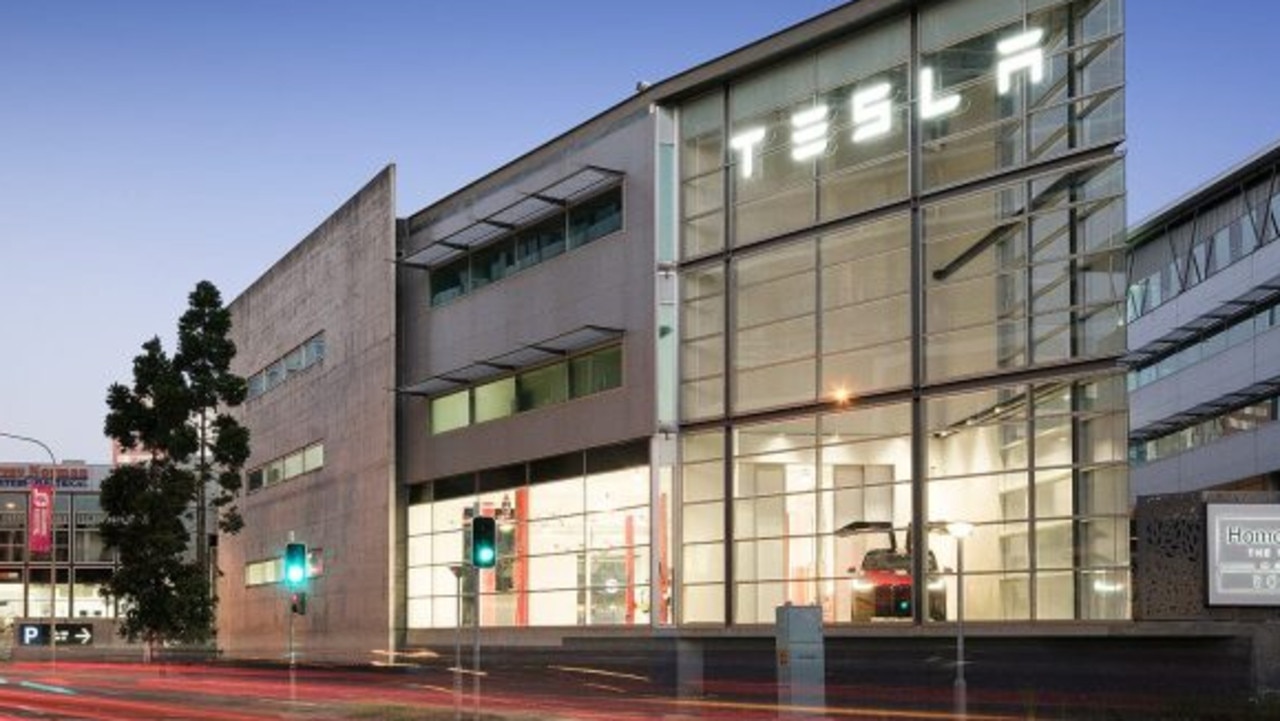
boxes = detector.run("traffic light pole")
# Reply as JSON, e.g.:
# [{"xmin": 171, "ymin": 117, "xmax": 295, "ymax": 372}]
[{"xmin": 472, "ymin": 562, "xmax": 481, "ymax": 718}]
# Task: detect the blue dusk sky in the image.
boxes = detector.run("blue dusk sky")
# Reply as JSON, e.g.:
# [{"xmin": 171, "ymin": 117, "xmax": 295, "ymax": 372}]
[{"xmin": 2, "ymin": 1, "xmax": 1279, "ymax": 463}]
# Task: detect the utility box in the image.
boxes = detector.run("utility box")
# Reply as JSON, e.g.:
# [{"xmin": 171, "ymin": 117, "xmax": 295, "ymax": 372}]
[{"xmin": 776, "ymin": 604, "xmax": 824, "ymax": 712}]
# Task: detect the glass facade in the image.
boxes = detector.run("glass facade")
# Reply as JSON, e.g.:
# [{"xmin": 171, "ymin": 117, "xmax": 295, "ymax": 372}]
[
  {"xmin": 0, "ymin": 465, "xmax": 116, "ymax": 625},
  {"xmin": 1128, "ymin": 300, "xmax": 1280, "ymax": 392},
  {"xmin": 1131, "ymin": 396, "xmax": 1280, "ymax": 466},
  {"xmin": 1127, "ymin": 187, "xmax": 1280, "ymax": 323},
  {"xmin": 675, "ymin": 0, "xmax": 1127, "ymax": 625},
  {"xmin": 406, "ymin": 441, "xmax": 665, "ymax": 629}
]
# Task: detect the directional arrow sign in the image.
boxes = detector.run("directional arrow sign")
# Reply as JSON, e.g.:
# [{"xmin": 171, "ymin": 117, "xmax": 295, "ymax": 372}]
[{"xmin": 54, "ymin": 623, "xmax": 93, "ymax": 646}]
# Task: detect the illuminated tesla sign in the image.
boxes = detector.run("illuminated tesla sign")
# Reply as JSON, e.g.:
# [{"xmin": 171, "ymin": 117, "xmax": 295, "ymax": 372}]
[{"xmin": 730, "ymin": 28, "xmax": 1045, "ymax": 179}]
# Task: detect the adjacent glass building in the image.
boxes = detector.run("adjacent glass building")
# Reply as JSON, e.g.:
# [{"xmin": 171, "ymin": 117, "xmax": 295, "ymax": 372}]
[
  {"xmin": 1127, "ymin": 138, "xmax": 1280, "ymax": 496},
  {"xmin": 0, "ymin": 463, "xmax": 115, "ymax": 624}
]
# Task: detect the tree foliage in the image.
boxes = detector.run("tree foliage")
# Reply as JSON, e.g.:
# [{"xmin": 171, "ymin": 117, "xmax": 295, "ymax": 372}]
[{"xmin": 100, "ymin": 280, "xmax": 250, "ymax": 647}]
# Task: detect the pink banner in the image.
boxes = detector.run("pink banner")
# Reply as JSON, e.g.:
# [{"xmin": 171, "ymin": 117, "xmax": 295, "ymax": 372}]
[{"xmin": 29, "ymin": 484, "xmax": 53, "ymax": 554}]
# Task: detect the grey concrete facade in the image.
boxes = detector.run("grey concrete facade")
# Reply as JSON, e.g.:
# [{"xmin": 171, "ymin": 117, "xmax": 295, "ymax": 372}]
[
  {"xmin": 398, "ymin": 109, "xmax": 657, "ymax": 486},
  {"xmin": 220, "ymin": 167, "xmax": 397, "ymax": 662}
]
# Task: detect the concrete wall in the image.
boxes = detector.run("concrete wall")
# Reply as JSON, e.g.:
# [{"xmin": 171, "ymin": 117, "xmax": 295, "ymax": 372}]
[
  {"xmin": 219, "ymin": 167, "xmax": 397, "ymax": 662},
  {"xmin": 398, "ymin": 109, "xmax": 657, "ymax": 485}
]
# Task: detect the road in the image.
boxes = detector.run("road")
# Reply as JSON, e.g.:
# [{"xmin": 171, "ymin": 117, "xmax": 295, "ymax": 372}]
[{"xmin": 0, "ymin": 659, "xmax": 1042, "ymax": 721}]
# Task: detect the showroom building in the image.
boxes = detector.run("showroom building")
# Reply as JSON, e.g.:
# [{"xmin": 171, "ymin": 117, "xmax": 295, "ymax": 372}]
[{"xmin": 220, "ymin": 0, "xmax": 1129, "ymax": 661}]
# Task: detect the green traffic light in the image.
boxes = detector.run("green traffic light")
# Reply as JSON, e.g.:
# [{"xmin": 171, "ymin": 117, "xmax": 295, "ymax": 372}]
[
  {"xmin": 471, "ymin": 516, "xmax": 497, "ymax": 569},
  {"xmin": 284, "ymin": 542, "xmax": 307, "ymax": 587}
]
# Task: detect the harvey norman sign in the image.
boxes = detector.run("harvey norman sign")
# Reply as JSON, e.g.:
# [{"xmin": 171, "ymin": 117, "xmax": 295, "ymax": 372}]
[
  {"xmin": 1207, "ymin": 504, "xmax": 1280, "ymax": 606},
  {"xmin": 730, "ymin": 28, "xmax": 1046, "ymax": 179},
  {"xmin": 0, "ymin": 464, "xmax": 92, "ymax": 490}
]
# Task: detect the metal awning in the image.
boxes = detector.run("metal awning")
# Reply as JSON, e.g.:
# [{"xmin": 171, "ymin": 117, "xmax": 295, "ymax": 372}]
[
  {"xmin": 1130, "ymin": 376, "xmax": 1280, "ymax": 442},
  {"xmin": 398, "ymin": 325, "xmax": 624, "ymax": 397},
  {"xmin": 1122, "ymin": 273, "xmax": 1280, "ymax": 367},
  {"xmin": 401, "ymin": 166, "xmax": 623, "ymax": 270}
]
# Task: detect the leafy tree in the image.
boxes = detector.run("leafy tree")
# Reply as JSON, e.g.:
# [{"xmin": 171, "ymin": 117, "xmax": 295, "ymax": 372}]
[
  {"xmin": 101, "ymin": 281, "xmax": 250, "ymax": 653},
  {"xmin": 175, "ymin": 280, "xmax": 250, "ymax": 562}
]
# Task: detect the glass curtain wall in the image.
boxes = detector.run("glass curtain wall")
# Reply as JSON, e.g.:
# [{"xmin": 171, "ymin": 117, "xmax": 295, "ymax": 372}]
[
  {"xmin": 0, "ymin": 492, "xmax": 114, "ymax": 624},
  {"xmin": 407, "ymin": 443, "xmax": 660, "ymax": 629},
  {"xmin": 675, "ymin": 0, "xmax": 1126, "ymax": 626}
]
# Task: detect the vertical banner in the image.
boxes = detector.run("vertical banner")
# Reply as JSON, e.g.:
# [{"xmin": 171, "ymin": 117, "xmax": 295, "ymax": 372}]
[{"xmin": 29, "ymin": 483, "xmax": 53, "ymax": 554}]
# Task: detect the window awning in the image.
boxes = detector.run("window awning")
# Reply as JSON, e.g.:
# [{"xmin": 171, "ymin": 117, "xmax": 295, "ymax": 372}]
[
  {"xmin": 401, "ymin": 166, "xmax": 624, "ymax": 270},
  {"xmin": 398, "ymin": 325, "xmax": 624, "ymax": 397},
  {"xmin": 1122, "ymin": 273, "xmax": 1280, "ymax": 367},
  {"xmin": 1130, "ymin": 376, "xmax": 1280, "ymax": 443}
]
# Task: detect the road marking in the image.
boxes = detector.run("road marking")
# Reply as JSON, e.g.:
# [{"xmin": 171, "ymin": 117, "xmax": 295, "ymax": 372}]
[
  {"xmin": 18, "ymin": 681, "xmax": 76, "ymax": 696},
  {"xmin": 548, "ymin": 665, "xmax": 650, "ymax": 682},
  {"xmin": 409, "ymin": 683, "xmax": 454, "ymax": 694}
]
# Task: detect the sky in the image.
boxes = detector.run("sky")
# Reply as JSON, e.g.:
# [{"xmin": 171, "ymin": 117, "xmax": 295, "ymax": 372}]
[{"xmin": 2, "ymin": 1, "xmax": 1279, "ymax": 464}]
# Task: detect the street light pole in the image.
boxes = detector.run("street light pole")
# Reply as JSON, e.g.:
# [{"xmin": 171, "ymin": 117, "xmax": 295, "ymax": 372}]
[
  {"xmin": 955, "ymin": 533, "xmax": 966, "ymax": 717},
  {"xmin": 945, "ymin": 521, "xmax": 974, "ymax": 720},
  {"xmin": 449, "ymin": 563, "xmax": 464, "ymax": 720},
  {"xmin": 0, "ymin": 432, "xmax": 58, "ymax": 666}
]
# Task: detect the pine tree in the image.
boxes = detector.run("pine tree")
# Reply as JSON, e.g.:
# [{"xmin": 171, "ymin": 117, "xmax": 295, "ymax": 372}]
[{"xmin": 101, "ymin": 281, "xmax": 250, "ymax": 655}]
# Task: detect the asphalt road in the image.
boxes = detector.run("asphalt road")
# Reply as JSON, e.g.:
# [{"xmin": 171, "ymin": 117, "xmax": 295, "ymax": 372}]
[
  {"xmin": 0, "ymin": 655, "xmax": 1254, "ymax": 720},
  {"xmin": 0, "ymin": 659, "xmax": 1040, "ymax": 721}
]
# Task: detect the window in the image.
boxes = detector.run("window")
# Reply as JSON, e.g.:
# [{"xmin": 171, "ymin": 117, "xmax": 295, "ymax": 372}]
[
  {"xmin": 1131, "ymin": 194, "xmax": 1276, "ymax": 323},
  {"xmin": 527, "ymin": 217, "xmax": 566, "ymax": 263},
  {"xmin": 265, "ymin": 361, "xmax": 285, "ymax": 391},
  {"xmin": 428, "ymin": 343, "xmax": 623, "ymax": 434},
  {"xmin": 518, "ymin": 364, "xmax": 569, "ymax": 412},
  {"xmin": 1129, "ymin": 299, "xmax": 1280, "ymax": 391},
  {"xmin": 474, "ymin": 378, "xmax": 516, "ymax": 423},
  {"xmin": 568, "ymin": 187, "xmax": 623, "ymax": 249},
  {"xmin": 1133, "ymin": 396, "xmax": 1280, "ymax": 465},
  {"xmin": 570, "ymin": 345, "xmax": 622, "ymax": 397},
  {"xmin": 246, "ymin": 442, "xmax": 325, "ymax": 493},
  {"xmin": 305, "ymin": 335, "xmax": 326, "ymax": 365},
  {"xmin": 431, "ymin": 390, "xmax": 471, "ymax": 434},
  {"xmin": 406, "ymin": 441, "xmax": 654, "ymax": 628},
  {"xmin": 431, "ymin": 257, "xmax": 469, "ymax": 306},
  {"xmin": 247, "ymin": 332, "xmax": 326, "ymax": 400},
  {"xmin": 283, "ymin": 451, "xmax": 304, "ymax": 479},
  {"xmin": 303, "ymin": 444, "xmax": 324, "ymax": 473},
  {"xmin": 284, "ymin": 348, "xmax": 304, "ymax": 375},
  {"xmin": 428, "ymin": 186, "xmax": 623, "ymax": 307},
  {"xmin": 472, "ymin": 238, "xmax": 514, "ymax": 289},
  {"xmin": 245, "ymin": 550, "xmax": 322, "ymax": 588}
]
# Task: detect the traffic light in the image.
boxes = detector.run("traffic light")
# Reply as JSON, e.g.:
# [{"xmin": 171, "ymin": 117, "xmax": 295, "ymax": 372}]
[
  {"xmin": 471, "ymin": 516, "xmax": 496, "ymax": 569},
  {"xmin": 290, "ymin": 591, "xmax": 308, "ymax": 615},
  {"xmin": 892, "ymin": 586, "xmax": 912, "ymax": 617},
  {"xmin": 284, "ymin": 542, "xmax": 308, "ymax": 588}
]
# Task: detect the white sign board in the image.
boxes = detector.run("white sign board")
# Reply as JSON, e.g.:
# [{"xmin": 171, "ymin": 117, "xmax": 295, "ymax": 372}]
[{"xmin": 1207, "ymin": 503, "xmax": 1280, "ymax": 606}]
